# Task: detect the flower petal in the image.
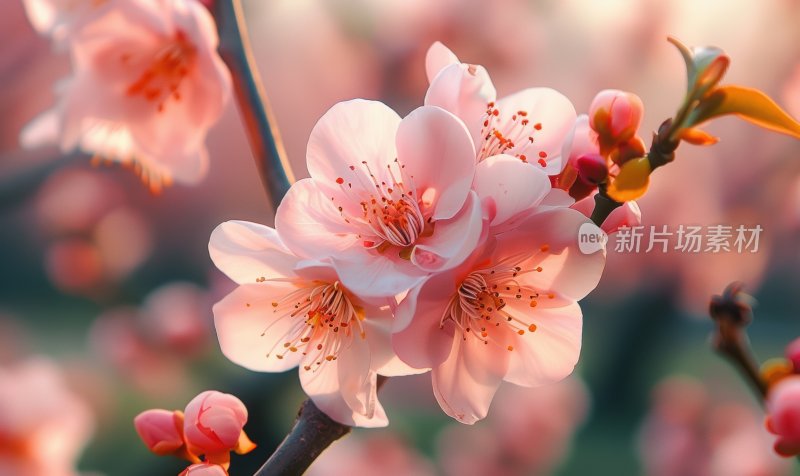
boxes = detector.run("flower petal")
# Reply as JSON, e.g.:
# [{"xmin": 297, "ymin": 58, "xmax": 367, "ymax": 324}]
[
  {"xmin": 412, "ymin": 191, "xmax": 483, "ymax": 272},
  {"xmin": 300, "ymin": 354, "xmax": 388, "ymax": 428},
  {"xmin": 275, "ymin": 178, "xmax": 364, "ymax": 260},
  {"xmin": 363, "ymin": 303, "xmax": 428, "ymax": 377},
  {"xmin": 502, "ymin": 301, "xmax": 583, "ymax": 387},
  {"xmin": 494, "ymin": 88, "xmax": 577, "ymax": 175},
  {"xmin": 213, "ymin": 283, "xmax": 305, "ymax": 372},
  {"xmin": 209, "ymin": 221, "xmax": 299, "ymax": 284},
  {"xmin": 392, "ymin": 274, "xmax": 458, "ymax": 370},
  {"xmin": 396, "ymin": 105, "xmax": 476, "ymax": 220},
  {"xmin": 495, "ymin": 208, "xmax": 606, "ymax": 301},
  {"xmin": 431, "ymin": 332, "xmax": 508, "ymax": 424},
  {"xmin": 473, "ymin": 155, "xmax": 551, "ymax": 227},
  {"xmin": 425, "ymin": 41, "xmax": 460, "ymax": 83},
  {"xmin": 306, "ymin": 99, "xmax": 401, "ymax": 202},
  {"xmin": 425, "ymin": 62, "xmax": 497, "ymax": 151},
  {"xmin": 331, "ymin": 253, "xmax": 426, "ymax": 299}
]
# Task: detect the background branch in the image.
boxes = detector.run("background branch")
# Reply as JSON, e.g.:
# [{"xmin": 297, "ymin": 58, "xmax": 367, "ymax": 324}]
[{"xmin": 214, "ymin": 0, "xmax": 295, "ymax": 210}]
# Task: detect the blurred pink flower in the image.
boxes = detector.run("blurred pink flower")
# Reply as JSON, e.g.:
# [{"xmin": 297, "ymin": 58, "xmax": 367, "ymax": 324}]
[
  {"xmin": 21, "ymin": 0, "xmax": 231, "ymax": 191},
  {"xmin": 424, "ymin": 42, "xmax": 576, "ymax": 176},
  {"xmin": 437, "ymin": 377, "xmax": 589, "ymax": 476},
  {"xmin": 275, "ymin": 99, "xmax": 483, "ymax": 298},
  {"xmin": 180, "ymin": 463, "xmax": 228, "ymax": 476},
  {"xmin": 210, "ymin": 220, "xmax": 421, "ymax": 427},
  {"xmin": 307, "ymin": 433, "xmax": 436, "ymax": 476},
  {"xmin": 183, "ymin": 390, "xmax": 252, "ymax": 461},
  {"xmin": 393, "ymin": 208, "xmax": 605, "ymax": 423},
  {"xmin": 766, "ymin": 375, "xmax": 800, "ymax": 457},
  {"xmin": 639, "ymin": 376, "xmax": 791, "ymax": 476},
  {"xmin": 134, "ymin": 409, "xmax": 185, "ymax": 456},
  {"xmin": 140, "ymin": 281, "xmax": 212, "ymax": 355},
  {"xmin": 0, "ymin": 359, "xmax": 94, "ymax": 476}
]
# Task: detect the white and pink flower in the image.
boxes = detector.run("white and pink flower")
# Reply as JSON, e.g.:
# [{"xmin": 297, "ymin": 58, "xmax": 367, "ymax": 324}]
[
  {"xmin": 209, "ymin": 220, "xmax": 421, "ymax": 427},
  {"xmin": 275, "ymin": 99, "xmax": 484, "ymax": 298},
  {"xmin": 21, "ymin": 0, "xmax": 231, "ymax": 191},
  {"xmin": 393, "ymin": 208, "xmax": 605, "ymax": 424}
]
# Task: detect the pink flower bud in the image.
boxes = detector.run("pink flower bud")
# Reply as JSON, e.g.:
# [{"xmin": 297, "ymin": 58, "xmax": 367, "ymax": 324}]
[
  {"xmin": 575, "ymin": 154, "xmax": 608, "ymax": 185},
  {"xmin": 134, "ymin": 409, "xmax": 185, "ymax": 456},
  {"xmin": 766, "ymin": 376, "xmax": 800, "ymax": 456},
  {"xmin": 183, "ymin": 391, "xmax": 249, "ymax": 456},
  {"xmin": 786, "ymin": 338, "xmax": 800, "ymax": 372},
  {"xmin": 179, "ymin": 463, "xmax": 228, "ymax": 476},
  {"xmin": 589, "ymin": 89, "xmax": 644, "ymax": 148}
]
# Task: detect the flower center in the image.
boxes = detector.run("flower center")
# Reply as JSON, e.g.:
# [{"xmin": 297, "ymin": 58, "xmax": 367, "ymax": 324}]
[
  {"xmin": 332, "ymin": 159, "xmax": 432, "ymax": 254},
  {"xmin": 478, "ymin": 102, "xmax": 548, "ymax": 167},
  {"xmin": 261, "ymin": 280, "xmax": 365, "ymax": 370},
  {"xmin": 125, "ymin": 31, "xmax": 197, "ymax": 113},
  {"xmin": 439, "ymin": 248, "xmax": 554, "ymax": 350}
]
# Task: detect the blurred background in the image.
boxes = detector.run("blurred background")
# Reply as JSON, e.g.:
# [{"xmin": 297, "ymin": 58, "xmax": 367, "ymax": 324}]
[{"xmin": 2, "ymin": 0, "xmax": 800, "ymax": 474}]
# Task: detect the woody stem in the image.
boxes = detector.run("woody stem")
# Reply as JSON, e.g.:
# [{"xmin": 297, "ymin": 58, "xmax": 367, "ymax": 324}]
[{"xmin": 213, "ymin": 0, "xmax": 295, "ymax": 211}]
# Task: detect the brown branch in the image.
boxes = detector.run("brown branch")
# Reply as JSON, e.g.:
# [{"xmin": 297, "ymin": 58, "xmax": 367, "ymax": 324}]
[
  {"xmin": 708, "ymin": 282, "xmax": 768, "ymax": 401},
  {"xmin": 213, "ymin": 0, "xmax": 295, "ymax": 211},
  {"xmin": 254, "ymin": 377, "xmax": 388, "ymax": 476}
]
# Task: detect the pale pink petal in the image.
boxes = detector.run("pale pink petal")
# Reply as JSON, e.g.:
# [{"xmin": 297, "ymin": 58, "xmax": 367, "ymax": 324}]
[
  {"xmin": 561, "ymin": 115, "xmax": 599, "ymax": 169},
  {"xmin": 306, "ymin": 99, "xmax": 401, "ymax": 201},
  {"xmin": 395, "ymin": 105, "xmax": 476, "ymax": 220},
  {"xmin": 496, "ymin": 208, "xmax": 606, "ymax": 301},
  {"xmin": 20, "ymin": 109, "xmax": 60, "ymax": 149},
  {"xmin": 362, "ymin": 304, "xmax": 428, "ymax": 377},
  {"xmin": 300, "ymin": 355, "xmax": 388, "ymax": 428},
  {"xmin": 473, "ymin": 154, "xmax": 551, "ymax": 226},
  {"xmin": 335, "ymin": 333, "xmax": 375, "ymax": 418},
  {"xmin": 570, "ymin": 195, "xmax": 594, "ymax": 217},
  {"xmin": 412, "ymin": 191, "xmax": 483, "ymax": 271},
  {"xmin": 392, "ymin": 274, "xmax": 458, "ymax": 370},
  {"xmin": 502, "ymin": 301, "xmax": 582, "ymax": 387},
  {"xmin": 425, "ymin": 41, "xmax": 460, "ymax": 83},
  {"xmin": 425, "ymin": 62, "xmax": 497, "ymax": 151},
  {"xmin": 431, "ymin": 332, "xmax": 509, "ymax": 424},
  {"xmin": 209, "ymin": 221, "xmax": 299, "ymax": 284},
  {"xmin": 275, "ymin": 178, "xmax": 364, "ymax": 260},
  {"xmin": 331, "ymin": 253, "xmax": 427, "ymax": 299},
  {"xmin": 494, "ymin": 88, "xmax": 577, "ymax": 175},
  {"xmin": 212, "ymin": 283, "xmax": 305, "ymax": 372},
  {"xmin": 183, "ymin": 390, "xmax": 247, "ymax": 454},
  {"xmin": 601, "ymin": 201, "xmax": 642, "ymax": 234}
]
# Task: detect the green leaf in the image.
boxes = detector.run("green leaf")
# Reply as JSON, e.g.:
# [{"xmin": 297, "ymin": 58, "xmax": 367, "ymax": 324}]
[{"xmin": 690, "ymin": 85, "xmax": 800, "ymax": 139}]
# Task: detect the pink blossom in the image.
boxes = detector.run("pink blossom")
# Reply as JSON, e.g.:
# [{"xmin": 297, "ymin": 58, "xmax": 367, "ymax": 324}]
[
  {"xmin": 134, "ymin": 409, "xmax": 185, "ymax": 456},
  {"xmin": 209, "ymin": 221, "xmax": 422, "ymax": 427},
  {"xmin": 0, "ymin": 359, "xmax": 94, "ymax": 476},
  {"xmin": 424, "ymin": 41, "xmax": 576, "ymax": 176},
  {"xmin": 766, "ymin": 375, "xmax": 800, "ymax": 457},
  {"xmin": 275, "ymin": 99, "xmax": 484, "ymax": 297},
  {"xmin": 21, "ymin": 0, "xmax": 231, "ymax": 191},
  {"xmin": 182, "ymin": 390, "xmax": 250, "ymax": 458},
  {"xmin": 179, "ymin": 463, "xmax": 228, "ymax": 476},
  {"xmin": 393, "ymin": 208, "xmax": 605, "ymax": 423}
]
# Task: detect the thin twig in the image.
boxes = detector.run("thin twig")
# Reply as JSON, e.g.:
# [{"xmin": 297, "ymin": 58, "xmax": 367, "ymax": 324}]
[
  {"xmin": 709, "ymin": 282, "xmax": 768, "ymax": 401},
  {"xmin": 213, "ymin": 0, "xmax": 295, "ymax": 210}
]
